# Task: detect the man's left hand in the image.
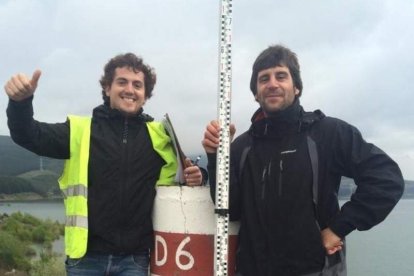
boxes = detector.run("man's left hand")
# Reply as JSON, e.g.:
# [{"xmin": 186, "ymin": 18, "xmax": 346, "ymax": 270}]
[{"xmin": 183, "ymin": 158, "xmax": 202, "ymax": 186}]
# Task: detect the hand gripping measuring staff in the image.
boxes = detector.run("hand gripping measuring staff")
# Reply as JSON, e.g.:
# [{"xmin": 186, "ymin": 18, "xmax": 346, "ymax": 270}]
[{"xmin": 215, "ymin": 0, "xmax": 233, "ymax": 275}]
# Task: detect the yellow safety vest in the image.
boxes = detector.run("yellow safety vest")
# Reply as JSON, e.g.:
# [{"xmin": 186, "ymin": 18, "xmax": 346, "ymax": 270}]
[{"xmin": 58, "ymin": 115, "xmax": 178, "ymax": 258}]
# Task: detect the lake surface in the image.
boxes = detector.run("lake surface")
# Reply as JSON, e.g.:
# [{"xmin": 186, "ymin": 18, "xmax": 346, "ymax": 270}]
[
  {"xmin": 0, "ymin": 199, "xmax": 65, "ymax": 222},
  {"xmin": 345, "ymin": 199, "xmax": 414, "ymax": 276},
  {"xmin": 1, "ymin": 199, "xmax": 413, "ymax": 275}
]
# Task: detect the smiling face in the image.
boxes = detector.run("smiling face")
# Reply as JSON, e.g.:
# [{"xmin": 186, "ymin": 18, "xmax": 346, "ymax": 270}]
[
  {"xmin": 255, "ymin": 65, "xmax": 299, "ymax": 115},
  {"xmin": 105, "ymin": 67, "xmax": 146, "ymax": 116}
]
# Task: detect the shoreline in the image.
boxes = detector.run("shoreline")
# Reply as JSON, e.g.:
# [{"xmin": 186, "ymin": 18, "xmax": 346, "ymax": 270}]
[
  {"xmin": 1, "ymin": 192, "xmax": 413, "ymax": 203},
  {"xmin": 0, "ymin": 193, "xmax": 63, "ymax": 203}
]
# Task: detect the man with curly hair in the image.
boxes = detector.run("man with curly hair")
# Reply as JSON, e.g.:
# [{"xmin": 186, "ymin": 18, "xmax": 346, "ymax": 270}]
[{"xmin": 5, "ymin": 53, "xmax": 204, "ymax": 275}]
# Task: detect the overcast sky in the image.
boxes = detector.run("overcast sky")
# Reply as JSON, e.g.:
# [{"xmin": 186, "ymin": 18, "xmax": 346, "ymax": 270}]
[{"xmin": 1, "ymin": 0, "xmax": 413, "ymax": 179}]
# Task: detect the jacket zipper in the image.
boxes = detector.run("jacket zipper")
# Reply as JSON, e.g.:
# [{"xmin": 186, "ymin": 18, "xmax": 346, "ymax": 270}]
[
  {"xmin": 120, "ymin": 118, "xmax": 129, "ymax": 246},
  {"xmin": 278, "ymin": 159, "xmax": 283, "ymax": 196},
  {"xmin": 122, "ymin": 119, "xmax": 129, "ymax": 144}
]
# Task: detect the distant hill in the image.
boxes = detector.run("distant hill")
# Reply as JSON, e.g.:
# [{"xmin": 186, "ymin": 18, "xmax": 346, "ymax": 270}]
[
  {"xmin": 0, "ymin": 135, "xmax": 63, "ymax": 200},
  {"xmin": 402, "ymin": 180, "xmax": 414, "ymax": 198},
  {"xmin": 19, "ymin": 170, "xmax": 62, "ymax": 196},
  {"xmin": 0, "ymin": 170, "xmax": 61, "ymax": 200},
  {"xmin": 0, "ymin": 135, "xmax": 63, "ymax": 176},
  {"xmin": 1, "ymin": 135, "xmax": 412, "ymax": 200},
  {"xmin": 337, "ymin": 177, "xmax": 413, "ymax": 200}
]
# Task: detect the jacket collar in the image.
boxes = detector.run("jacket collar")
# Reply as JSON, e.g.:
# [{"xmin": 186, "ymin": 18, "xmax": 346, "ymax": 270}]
[
  {"xmin": 249, "ymin": 99, "xmax": 303, "ymax": 138},
  {"xmin": 92, "ymin": 104, "xmax": 154, "ymax": 122},
  {"xmin": 249, "ymin": 100, "xmax": 326, "ymax": 138}
]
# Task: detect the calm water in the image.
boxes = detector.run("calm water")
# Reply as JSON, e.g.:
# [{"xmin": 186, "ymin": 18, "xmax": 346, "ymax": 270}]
[
  {"xmin": 345, "ymin": 199, "xmax": 414, "ymax": 276},
  {"xmin": 1, "ymin": 199, "xmax": 413, "ymax": 275},
  {"xmin": 0, "ymin": 199, "xmax": 65, "ymax": 222}
]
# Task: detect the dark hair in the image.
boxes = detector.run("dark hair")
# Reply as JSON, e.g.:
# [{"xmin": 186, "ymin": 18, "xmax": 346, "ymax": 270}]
[
  {"xmin": 100, "ymin": 53, "xmax": 157, "ymax": 105},
  {"xmin": 250, "ymin": 45, "xmax": 303, "ymax": 97}
]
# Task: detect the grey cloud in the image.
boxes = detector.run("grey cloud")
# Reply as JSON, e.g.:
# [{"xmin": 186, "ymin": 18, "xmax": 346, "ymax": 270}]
[{"xmin": 0, "ymin": 0, "xmax": 412, "ymax": 179}]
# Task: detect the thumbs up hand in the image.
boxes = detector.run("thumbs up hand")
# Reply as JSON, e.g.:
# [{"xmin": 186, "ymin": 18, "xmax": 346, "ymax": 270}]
[{"xmin": 4, "ymin": 69, "xmax": 42, "ymax": 101}]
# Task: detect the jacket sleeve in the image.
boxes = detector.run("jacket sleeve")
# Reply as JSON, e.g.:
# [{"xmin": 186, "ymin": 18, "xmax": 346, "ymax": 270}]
[
  {"xmin": 6, "ymin": 97, "xmax": 70, "ymax": 159},
  {"xmin": 207, "ymin": 139, "xmax": 242, "ymax": 221},
  {"xmin": 327, "ymin": 119, "xmax": 404, "ymax": 238}
]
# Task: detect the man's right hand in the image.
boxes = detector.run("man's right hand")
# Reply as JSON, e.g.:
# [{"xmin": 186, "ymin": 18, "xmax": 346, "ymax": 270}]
[
  {"xmin": 202, "ymin": 120, "xmax": 235, "ymax": 154},
  {"xmin": 321, "ymin": 227, "xmax": 343, "ymax": 255},
  {"xmin": 4, "ymin": 70, "xmax": 42, "ymax": 101}
]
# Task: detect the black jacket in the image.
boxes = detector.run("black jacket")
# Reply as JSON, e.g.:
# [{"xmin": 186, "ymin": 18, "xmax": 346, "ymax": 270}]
[
  {"xmin": 207, "ymin": 100, "xmax": 404, "ymax": 275},
  {"xmin": 7, "ymin": 97, "xmax": 165, "ymax": 254}
]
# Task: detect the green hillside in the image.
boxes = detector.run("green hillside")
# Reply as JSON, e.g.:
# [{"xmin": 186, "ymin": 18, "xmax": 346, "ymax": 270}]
[
  {"xmin": 0, "ymin": 170, "xmax": 61, "ymax": 200},
  {"xmin": 0, "ymin": 136, "xmax": 63, "ymax": 200},
  {"xmin": 19, "ymin": 170, "xmax": 61, "ymax": 197},
  {"xmin": 0, "ymin": 135, "xmax": 63, "ymax": 176}
]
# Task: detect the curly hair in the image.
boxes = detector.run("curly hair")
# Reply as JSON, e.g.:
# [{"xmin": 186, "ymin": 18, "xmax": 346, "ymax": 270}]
[{"xmin": 99, "ymin": 53, "xmax": 157, "ymax": 105}]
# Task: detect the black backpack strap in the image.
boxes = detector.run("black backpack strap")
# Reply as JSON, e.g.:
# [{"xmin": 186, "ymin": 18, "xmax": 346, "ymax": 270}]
[
  {"xmin": 307, "ymin": 134, "xmax": 319, "ymax": 209},
  {"xmin": 300, "ymin": 109, "xmax": 323, "ymax": 208},
  {"xmin": 238, "ymin": 145, "xmax": 251, "ymax": 180}
]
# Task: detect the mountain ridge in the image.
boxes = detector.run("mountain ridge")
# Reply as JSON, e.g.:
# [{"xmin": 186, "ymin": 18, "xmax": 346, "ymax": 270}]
[{"xmin": 1, "ymin": 135, "xmax": 412, "ymax": 200}]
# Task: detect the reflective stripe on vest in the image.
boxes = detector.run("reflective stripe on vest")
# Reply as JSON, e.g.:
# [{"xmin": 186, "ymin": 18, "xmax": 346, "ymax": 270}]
[
  {"xmin": 66, "ymin": 215, "xmax": 88, "ymax": 228},
  {"xmin": 61, "ymin": 184, "xmax": 88, "ymax": 198},
  {"xmin": 59, "ymin": 116, "xmax": 178, "ymax": 258}
]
